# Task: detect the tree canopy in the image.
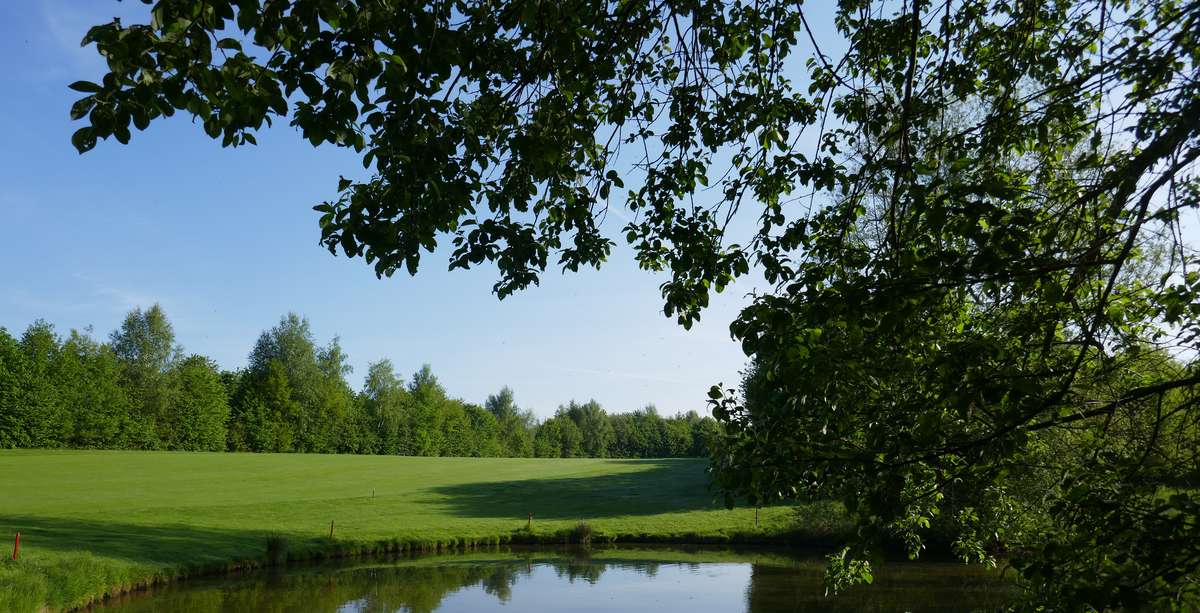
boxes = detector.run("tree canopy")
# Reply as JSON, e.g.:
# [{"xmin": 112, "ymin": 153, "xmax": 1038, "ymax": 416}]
[{"xmin": 70, "ymin": 0, "xmax": 1200, "ymax": 608}]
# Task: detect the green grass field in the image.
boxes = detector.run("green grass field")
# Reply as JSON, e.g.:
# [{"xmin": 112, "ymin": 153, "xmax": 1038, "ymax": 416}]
[{"xmin": 0, "ymin": 450, "xmax": 845, "ymax": 611}]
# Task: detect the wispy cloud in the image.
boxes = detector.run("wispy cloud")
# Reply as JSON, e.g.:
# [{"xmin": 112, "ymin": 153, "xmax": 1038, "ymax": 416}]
[
  {"xmin": 34, "ymin": 0, "xmax": 142, "ymax": 82},
  {"xmin": 6, "ymin": 273, "xmax": 162, "ymax": 318},
  {"xmin": 6, "ymin": 287, "xmax": 98, "ymax": 314},
  {"xmin": 93, "ymin": 285, "xmax": 159, "ymax": 312},
  {"xmin": 71, "ymin": 272, "xmax": 160, "ymax": 311}
]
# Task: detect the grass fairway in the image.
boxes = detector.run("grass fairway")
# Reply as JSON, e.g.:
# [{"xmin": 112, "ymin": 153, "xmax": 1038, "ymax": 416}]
[{"xmin": 0, "ymin": 450, "xmax": 842, "ymax": 611}]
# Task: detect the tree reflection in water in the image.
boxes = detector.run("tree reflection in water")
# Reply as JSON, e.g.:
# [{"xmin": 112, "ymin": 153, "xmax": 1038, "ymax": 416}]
[{"xmin": 94, "ymin": 548, "xmax": 1010, "ymax": 612}]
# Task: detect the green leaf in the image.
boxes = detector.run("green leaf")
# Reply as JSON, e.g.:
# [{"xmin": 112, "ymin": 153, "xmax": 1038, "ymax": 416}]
[
  {"xmin": 70, "ymin": 98, "xmax": 96, "ymax": 120},
  {"xmin": 385, "ymin": 54, "xmax": 407, "ymax": 74},
  {"xmin": 68, "ymin": 81, "xmax": 102, "ymax": 93},
  {"xmin": 71, "ymin": 127, "xmax": 96, "ymax": 153}
]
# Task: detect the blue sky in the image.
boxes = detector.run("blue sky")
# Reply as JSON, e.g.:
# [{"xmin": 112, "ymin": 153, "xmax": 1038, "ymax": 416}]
[
  {"xmin": 7, "ymin": 3, "xmax": 1187, "ymax": 418},
  {"xmin": 0, "ymin": 1, "xmax": 776, "ymax": 418}
]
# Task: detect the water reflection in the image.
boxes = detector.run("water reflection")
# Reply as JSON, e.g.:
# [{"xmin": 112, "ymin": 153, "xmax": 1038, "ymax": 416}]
[{"xmin": 91, "ymin": 547, "xmax": 1009, "ymax": 612}]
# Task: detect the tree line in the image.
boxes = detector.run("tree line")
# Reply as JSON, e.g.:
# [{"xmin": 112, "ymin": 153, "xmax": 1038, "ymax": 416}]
[{"xmin": 0, "ymin": 306, "xmax": 720, "ymax": 458}]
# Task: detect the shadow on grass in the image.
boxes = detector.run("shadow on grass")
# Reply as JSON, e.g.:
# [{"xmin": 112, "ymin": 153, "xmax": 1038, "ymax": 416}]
[
  {"xmin": 0, "ymin": 515, "xmax": 280, "ymax": 567},
  {"xmin": 0, "ymin": 460, "xmax": 720, "ymax": 568},
  {"xmin": 428, "ymin": 458, "xmax": 722, "ymax": 519}
]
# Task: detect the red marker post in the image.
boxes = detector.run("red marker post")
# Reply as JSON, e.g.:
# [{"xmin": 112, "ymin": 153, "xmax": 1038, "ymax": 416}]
[{"xmin": 11, "ymin": 532, "xmax": 19, "ymax": 561}]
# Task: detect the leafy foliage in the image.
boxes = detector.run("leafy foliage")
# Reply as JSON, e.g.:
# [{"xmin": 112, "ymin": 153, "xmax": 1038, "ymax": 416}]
[
  {"xmin": 560, "ymin": 400, "xmax": 615, "ymax": 457},
  {"xmin": 170, "ymin": 355, "xmax": 231, "ymax": 451},
  {"xmin": 533, "ymin": 413, "xmax": 584, "ymax": 458},
  {"xmin": 110, "ymin": 304, "xmax": 183, "ymax": 447},
  {"xmin": 486, "ymin": 386, "xmax": 536, "ymax": 457}
]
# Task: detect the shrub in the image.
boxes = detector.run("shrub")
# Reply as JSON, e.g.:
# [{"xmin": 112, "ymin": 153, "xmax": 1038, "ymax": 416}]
[{"xmin": 569, "ymin": 523, "xmax": 593, "ymax": 545}]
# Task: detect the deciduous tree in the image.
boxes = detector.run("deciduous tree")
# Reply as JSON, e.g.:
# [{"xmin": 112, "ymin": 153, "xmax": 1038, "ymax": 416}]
[
  {"xmin": 110, "ymin": 305, "xmax": 180, "ymax": 447},
  {"xmin": 169, "ymin": 355, "xmax": 230, "ymax": 451}
]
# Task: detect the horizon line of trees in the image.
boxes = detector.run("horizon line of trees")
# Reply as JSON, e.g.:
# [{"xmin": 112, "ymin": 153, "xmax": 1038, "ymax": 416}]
[{"xmin": 0, "ymin": 305, "xmax": 720, "ymax": 459}]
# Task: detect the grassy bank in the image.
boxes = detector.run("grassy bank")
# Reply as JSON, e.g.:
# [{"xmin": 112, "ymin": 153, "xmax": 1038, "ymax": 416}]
[{"xmin": 0, "ymin": 450, "xmax": 847, "ymax": 611}]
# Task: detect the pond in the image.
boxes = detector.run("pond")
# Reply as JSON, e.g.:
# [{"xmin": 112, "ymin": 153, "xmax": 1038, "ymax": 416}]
[{"xmin": 90, "ymin": 546, "xmax": 1011, "ymax": 612}]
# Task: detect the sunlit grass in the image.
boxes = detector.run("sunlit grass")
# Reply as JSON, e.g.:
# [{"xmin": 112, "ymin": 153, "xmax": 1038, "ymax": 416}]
[{"xmin": 0, "ymin": 450, "xmax": 845, "ymax": 611}]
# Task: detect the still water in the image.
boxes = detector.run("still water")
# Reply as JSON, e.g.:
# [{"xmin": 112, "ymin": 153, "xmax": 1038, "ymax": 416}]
[{"xmin": 91, "ymin": 547, "xmax": 1010, "ymax": 612}]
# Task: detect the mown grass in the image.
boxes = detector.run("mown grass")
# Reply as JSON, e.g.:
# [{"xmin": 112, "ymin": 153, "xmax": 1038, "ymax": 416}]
[{"xmin": 0, "ymin": 450, "xmax": 848, "ymax": 611}]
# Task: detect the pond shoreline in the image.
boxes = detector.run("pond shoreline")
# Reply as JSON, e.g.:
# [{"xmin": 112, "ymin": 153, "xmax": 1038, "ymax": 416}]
[
  {"xmin": 71, "ymin": 528, "xmax": 1007, "ymax": 612},
  {"xmin": 68, "ymin": 529, "xmax": 843, "ymax": 612},
  {"xmin": 83, "ymin": 541, "xmax": 1013, "ymax": 613}
]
